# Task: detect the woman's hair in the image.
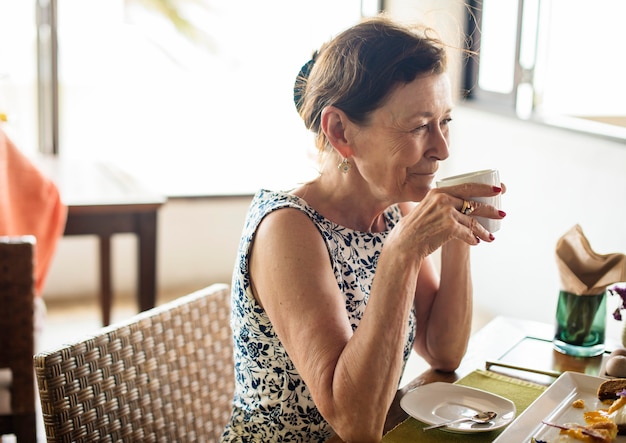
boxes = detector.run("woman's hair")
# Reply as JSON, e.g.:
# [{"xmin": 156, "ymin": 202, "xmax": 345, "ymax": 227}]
[{"xmin": 294, "ymin": 16, "xmax": 448, "ymax": 154}]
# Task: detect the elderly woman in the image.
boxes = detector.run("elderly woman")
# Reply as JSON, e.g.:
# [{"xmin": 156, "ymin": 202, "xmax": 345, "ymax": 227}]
[{"xmin": 221, "ymin": 16, "xmax": 505, "ymax": 443}]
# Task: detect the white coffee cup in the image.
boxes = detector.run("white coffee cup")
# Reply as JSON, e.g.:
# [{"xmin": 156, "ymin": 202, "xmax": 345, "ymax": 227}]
[{"xmin": 436, "ymin": 169, "xmax": 502, "ymax": 232}]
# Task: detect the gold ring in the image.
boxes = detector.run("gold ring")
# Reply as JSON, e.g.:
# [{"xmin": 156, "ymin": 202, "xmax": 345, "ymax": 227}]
[{"xmin": 461, "ymin": 200, "xmax": 474, "ymax": 215}]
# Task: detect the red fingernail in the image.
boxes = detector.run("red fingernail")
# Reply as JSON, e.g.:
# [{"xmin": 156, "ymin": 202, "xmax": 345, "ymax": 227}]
[
  {"xmin": 489, "ymin": 233, "xmax": 495, "ymax": 240},
  {"xmin": 498, "ymin": 210, "xmax": 506, "ymax": 217},
  {"xmin": 492, "ymin": 186, "xmax": 502, "ymax": 192}
]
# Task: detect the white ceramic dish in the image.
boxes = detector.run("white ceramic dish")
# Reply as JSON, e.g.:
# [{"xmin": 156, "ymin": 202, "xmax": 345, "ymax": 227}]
[
  {"xmin": 493, "ymin": 371, "xmax": 626, "ymax": 442},
  {"xmin": 400, "ymin": 382, "xmax": 516, "ymax": 433}
]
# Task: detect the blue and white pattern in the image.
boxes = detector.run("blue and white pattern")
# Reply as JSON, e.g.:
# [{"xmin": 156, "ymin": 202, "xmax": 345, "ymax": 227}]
[{"xmin": 221, "ymin": 189, "xmax": 416, "ymax": 442}]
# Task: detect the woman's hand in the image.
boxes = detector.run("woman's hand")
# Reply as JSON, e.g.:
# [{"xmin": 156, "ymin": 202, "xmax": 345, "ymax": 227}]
[{"xmin": 397, "ymin": 182, "xmax": 505, "ymax": 258}]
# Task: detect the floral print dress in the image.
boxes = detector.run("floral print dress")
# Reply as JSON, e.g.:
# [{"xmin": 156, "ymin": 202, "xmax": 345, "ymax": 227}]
[{"xmin": 221, "ymin": 189, "xmax": 416, "ymax": 442}]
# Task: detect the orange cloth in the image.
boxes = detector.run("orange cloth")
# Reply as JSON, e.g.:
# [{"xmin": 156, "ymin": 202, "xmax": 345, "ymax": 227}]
[{"xmin": 0, "ymin": 129, "xmax": 67, "ymax": 296}]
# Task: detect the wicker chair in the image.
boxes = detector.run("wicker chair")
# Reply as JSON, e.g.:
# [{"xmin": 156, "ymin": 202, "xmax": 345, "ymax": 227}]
[
  {"xmin": 34, "ymin": 283, "xmax": 234, "ymax": 443},
  {"xmin": 0, "ymin": 236, "xmax": 38, "ymax": 443}
]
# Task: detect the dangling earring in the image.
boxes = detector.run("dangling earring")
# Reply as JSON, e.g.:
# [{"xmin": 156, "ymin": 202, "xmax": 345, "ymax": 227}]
[{"xmin": 338, "ymin": 157, "xmax": 351, "ymax": 173}]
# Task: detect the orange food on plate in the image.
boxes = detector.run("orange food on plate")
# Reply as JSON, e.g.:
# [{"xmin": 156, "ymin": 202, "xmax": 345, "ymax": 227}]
[{"xmin": 539, "ymin": 378, "xmax": 626, "ymax": 442}]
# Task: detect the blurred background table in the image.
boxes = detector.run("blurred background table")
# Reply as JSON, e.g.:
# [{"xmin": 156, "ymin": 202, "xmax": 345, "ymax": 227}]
[{"xmin": 37, "ymin": 157, "xmax": 166, "ymax": 325}]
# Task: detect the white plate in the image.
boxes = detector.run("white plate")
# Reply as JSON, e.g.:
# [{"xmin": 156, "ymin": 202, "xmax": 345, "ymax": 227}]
[
  {"xmin": 493, "ymin": 371, "xmax": 626, "ymax": 442},
  {"xmin": 400, "ymin": 382, "xmax": 516, "ymax": 433}
]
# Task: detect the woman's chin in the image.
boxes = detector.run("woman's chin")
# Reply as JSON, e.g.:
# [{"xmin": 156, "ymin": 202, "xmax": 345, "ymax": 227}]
[{"xmin": 406, "ymin": 185, "xmax": 430, "ymax": 202}]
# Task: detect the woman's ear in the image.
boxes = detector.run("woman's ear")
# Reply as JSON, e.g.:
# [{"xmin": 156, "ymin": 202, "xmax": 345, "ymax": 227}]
[{"xmin": 321, "ymin": 106, "xmax": 353, "ymax": 158}]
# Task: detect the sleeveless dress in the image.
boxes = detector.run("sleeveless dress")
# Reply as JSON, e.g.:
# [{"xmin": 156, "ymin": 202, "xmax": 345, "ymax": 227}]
[{"xmin": 221, "ymin": 189, "xmax": 416, "ymax": 442}]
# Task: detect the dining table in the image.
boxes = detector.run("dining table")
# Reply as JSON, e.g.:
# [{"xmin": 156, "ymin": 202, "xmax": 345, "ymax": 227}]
[
  {"xmin": 33, "ymin": 155, "xmax": 167, "ymax": 326},
  {"xmin": 326, "ymin": 315, "xmax": 623, "ymax": 443}
]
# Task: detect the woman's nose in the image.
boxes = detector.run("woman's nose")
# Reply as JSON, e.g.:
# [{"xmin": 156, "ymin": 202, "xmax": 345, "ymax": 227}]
[{"xmin": 428, "ymin": 128, "xmax": 449, "ymax": 161}]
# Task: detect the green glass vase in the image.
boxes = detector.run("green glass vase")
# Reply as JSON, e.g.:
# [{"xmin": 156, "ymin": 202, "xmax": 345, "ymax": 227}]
[{"xmin": 553, "ymin": 290, "xmax": 606, "ymax": 357}]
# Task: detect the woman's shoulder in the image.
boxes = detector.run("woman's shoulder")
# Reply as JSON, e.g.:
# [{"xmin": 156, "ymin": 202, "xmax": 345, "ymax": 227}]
[
  {"xmin": 249, "ymin": 191, "xmax": 327, "ymax": 257},
  {"xmin": 250, "ymin": 189, "xmax": 314, "ymax": 215},
  {"xmin": 245, "ymin": 189, "xmax": 320, "ymax": 230}
]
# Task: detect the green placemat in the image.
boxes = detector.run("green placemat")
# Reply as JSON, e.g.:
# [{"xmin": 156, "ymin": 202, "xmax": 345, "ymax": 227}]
[{"xmin": 382, "ymin": 370, "xmax": 547, "ymax": 442}]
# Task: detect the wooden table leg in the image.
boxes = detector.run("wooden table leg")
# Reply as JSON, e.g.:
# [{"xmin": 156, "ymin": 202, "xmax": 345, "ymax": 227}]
[
  {"xmin": 137, "ymin": 211, "xmax": 157, "ymax": 313},
  {"xmin": 99, "ymin": 233, "xmax": 112, "ymax": 326},
  {"xmin": 64, "ymin": 208, "xmax": 160, "ymax": 326}
]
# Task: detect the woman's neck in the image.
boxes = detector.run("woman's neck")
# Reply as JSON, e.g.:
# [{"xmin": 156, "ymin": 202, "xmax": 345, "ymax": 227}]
[{"xmin": 292, "ymin": 174, "xmax": 391, "ymax": 233}]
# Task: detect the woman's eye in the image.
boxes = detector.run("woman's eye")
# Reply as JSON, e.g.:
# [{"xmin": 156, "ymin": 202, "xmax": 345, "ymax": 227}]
[{"xmin": 411, "ymin": 117, "xmax": 451, "ymax": 133}]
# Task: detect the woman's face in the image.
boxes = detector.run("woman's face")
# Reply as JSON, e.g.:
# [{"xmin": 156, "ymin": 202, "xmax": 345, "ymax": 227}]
[{"xmin": 349, "ymin": 73, "xmax": 453, "ymax": 203}]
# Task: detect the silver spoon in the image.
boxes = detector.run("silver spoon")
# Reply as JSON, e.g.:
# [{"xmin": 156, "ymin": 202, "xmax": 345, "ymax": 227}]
[{"xmin": 422, "ymin": 411, "xmax": 497, "ymax": 431}]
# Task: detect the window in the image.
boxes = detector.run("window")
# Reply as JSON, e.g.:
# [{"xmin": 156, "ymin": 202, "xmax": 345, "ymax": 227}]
[
  {"xmin": 464, "ymin": 0, "xmax": 626, "ymax": 142},
  {"xmin": 1, "ymin": 0, "xmax": 372, "ymax": 196},
  {"xmin": 0, "ymin": 0, "xmax": 38, "ymax": 151}
]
